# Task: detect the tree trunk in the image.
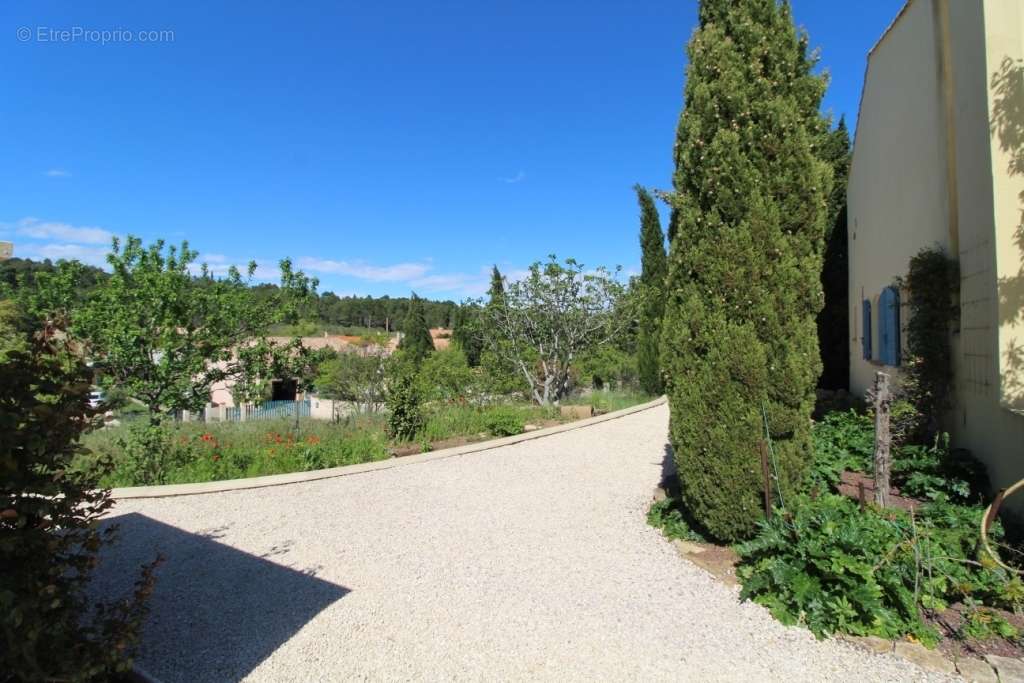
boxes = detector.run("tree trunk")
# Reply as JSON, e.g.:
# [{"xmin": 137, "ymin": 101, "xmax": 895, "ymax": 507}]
[{"xmin": 872, "ymin": 371, "xmax": 892, "ymax": 508}]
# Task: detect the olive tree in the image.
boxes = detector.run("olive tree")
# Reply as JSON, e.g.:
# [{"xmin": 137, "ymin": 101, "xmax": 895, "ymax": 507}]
[{"xmin": 483, "ymin": 256, "xmax": 628, "ymax": 405}]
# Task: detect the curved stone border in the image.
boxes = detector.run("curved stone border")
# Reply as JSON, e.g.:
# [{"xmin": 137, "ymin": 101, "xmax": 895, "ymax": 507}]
[{"xmin": 111, "ymin": 396, "xmax": 667, "ymax": 500}]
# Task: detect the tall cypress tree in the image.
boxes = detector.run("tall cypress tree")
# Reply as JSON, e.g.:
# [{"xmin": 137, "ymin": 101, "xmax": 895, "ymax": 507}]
[
  {"xmin": 488, "ymin": 266, "xmax": 505, "ymax": 305},
  {"xmin": 398, "ymin": 292, "xmax": 434, "ymax": 361},
  {"xmin": 635, "ymin": 184, "xmax": 668, "ymax": 395},
  {"xmin": 817, "ymin": 117, "xmax": 852, "ymax": 390},
  {"xmin": 661, "ymin": 0, "xmax": 831, "ymax": 541}
]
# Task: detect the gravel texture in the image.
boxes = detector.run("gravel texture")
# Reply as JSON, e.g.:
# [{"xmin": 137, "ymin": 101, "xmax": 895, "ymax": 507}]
[{"xmin": 93, "ymin": 403, "xmax": 957, "ymax": 682}]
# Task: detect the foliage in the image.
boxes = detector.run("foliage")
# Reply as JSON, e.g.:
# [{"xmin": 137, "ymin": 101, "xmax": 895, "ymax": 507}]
[
  {"xmin": 959, "ymin": 602, "xmax": 1019, "ymax": 641},
  {"xmin": 110, "ymin": 420, "xmax": 193, "ymax": 485},
  {"xmin": 482, "ymin": 256, "xmax": 629, "ymax": 405},
  {"xmin": 451, "ymin": 303, "xmax": 484, "ymax": 367},
  {"xmin": 660, "ymin": 0, "xmax": 832, "ymax": 541},
  {"xmin": 397, "ymin": 293, "xmax": 435, "ymax": 362},
  {"xmin": 316, "ymin": 352, "xmax": 387, "ymax": 413},
  {"xmin": 44, "ymin": 236, "xmax": 318, "ymax": 420},
  {"xmin": 416, "ymin": 347, "xmax": 479, "ymax": 403},
  {"xmin": 1, "ymin": 331, "xmax": 157, "ymax": 681},
  {"xmin": 576, "ymin": 344, "xmax": 637, "ymax": 391},
  {"xmin": 807, "ymin": 408, "xmax": 988, "ymax": 505},
  {"xmin": 818, "ymin": 117, "xmax": 852, "ymax": 390},
  {"xmin": 84, "ymin": 417, "xmax": 391, "ymax": 487},
  {"xmin": 737, "ymin": 494, "xmax": 1019, "ymax": 645},
  {"xmin": 483, "ymin": 408, "xmax": 525, "ymax": 437},
  {"xmin": 386, "ymin": 358, "xmax": 424, "ymax": 441},
  {"xmin": 635, "ymin": 184, "xmax": 667, "ymax": 395},
  {"xmin": 904, "ymin": 248, "xmax": 960, "ymax": 437},
  {"xmin": 647, "ymin": 497, "xmax": 707, "ymax": 543}
]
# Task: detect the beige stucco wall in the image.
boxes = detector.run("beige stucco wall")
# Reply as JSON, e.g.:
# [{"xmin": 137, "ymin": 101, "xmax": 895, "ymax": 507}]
[
  {"xmin": 849, "ymin": 0, "xmax": 1024, "ymax": 492},
  {"xmin": 848, "ymin": 0, "xmax": 951, "ymax": 396}
]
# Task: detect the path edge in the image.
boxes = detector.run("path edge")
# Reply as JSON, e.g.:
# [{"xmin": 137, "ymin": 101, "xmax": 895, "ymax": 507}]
[{"xmin": 111, "ymin": 396, "xmax": 667, "ymax": 500}]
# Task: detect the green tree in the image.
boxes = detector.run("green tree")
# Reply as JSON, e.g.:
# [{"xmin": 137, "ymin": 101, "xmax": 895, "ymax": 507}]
[
  {"xmin": 398, "ymin": 293, "xmax": 434, "ymax": 362},
  {"xmin": 817, "ymin": 116, "xmax": 852, "ymax": 390},
  {"xmin": 1, "ymin": 330, "xmax": 158, "ymax": 680},
  {"xmin": 488, "ymin": 265, "xmax": 505, "ymax": 303},
  {"xmin": 661, "ymin": 0, "xmax": 832, "ymax": 541},
  {"xmin": 316, "ymin": 352, "xmax": 387, "ymax": 414},
  {"xmin": 385, "ymin": 356, "xmax": 423, "ymax": 441},
  {"xmin": 451, "ymin": 303, "xmax": 484, "ymax": 366},
  {"xmin": 635, "ymin": 184, "xmax": 668, "ymax": 395},
  {"xmin": 57, "ymin": 237, "xmax": 317, "ymax": 421},
  {"xmin": 484, "ymin": 256, "xmax": 628, "ymax": 405}
]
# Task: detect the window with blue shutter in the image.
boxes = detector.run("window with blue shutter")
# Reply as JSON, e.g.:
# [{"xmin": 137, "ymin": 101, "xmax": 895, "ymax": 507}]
[
  {"xmin": 879, "ymin": 286, "xmax": 901, "ymax": 366},
  {"xmin": 861, "ymin": 299, "xmax": 872, "ymax": 360}
]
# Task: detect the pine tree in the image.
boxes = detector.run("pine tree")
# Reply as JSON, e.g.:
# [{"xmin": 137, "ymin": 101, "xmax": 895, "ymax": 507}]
[
  {"xmin": 635, "ymin": 185, "xmax": 668, "ymax": 395},
  {"xmin": 817, "ymin": 117, "xmax": 852, "ymax": 390},
  {"xmin": 398, "ymin": 293, "xmax": 434, "ymax": 361},
  {"xmin": 661, "ymin": 0, "xmax": 832, "ymax": 541}
]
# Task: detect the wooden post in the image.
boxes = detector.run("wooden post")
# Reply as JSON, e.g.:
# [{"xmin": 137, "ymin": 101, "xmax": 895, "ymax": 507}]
[
  {"xmin": 871, "ymin": 371, "xmax": 892, "ymax": 508},
  {"xmin": 759, "ymin": 440, "xmax": 773, "ymax": 520}
]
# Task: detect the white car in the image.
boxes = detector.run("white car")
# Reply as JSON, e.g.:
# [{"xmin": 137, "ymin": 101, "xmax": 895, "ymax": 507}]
[{"xmin": 88, "ymin": 389, "xmax": 104, "ymax": 409}]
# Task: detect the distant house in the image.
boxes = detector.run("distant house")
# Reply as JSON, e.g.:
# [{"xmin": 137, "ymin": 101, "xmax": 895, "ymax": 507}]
[
  {"xmin": 208, "ymin": 333, "xmax": 398, "ymax": 408},
  {"xmin": 430, "ymin": 328, "xmax": 452, "ymax": 351},
  {"xmin": 0, "ymin": 242, "xmax": 12, "ymax": 261},
  {"xmin": 848, "ymin": 0, "xmax": 1024, "ymax": 490}
]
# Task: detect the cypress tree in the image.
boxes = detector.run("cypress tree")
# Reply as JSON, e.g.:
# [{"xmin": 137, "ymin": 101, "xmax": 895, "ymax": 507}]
[
  {"xmin": 817, "ymin": 117, "xmax": 852, "ymax": 390},
  {"xmin": 488, "ymin": 266, "xmax": 505, "ymax": 305},
  {"xmin": 398, "ymin": 293, "xmax": 434, "ymax": 361},
  {"xmin": 661, "ymin": 0, "xmax": 832, "ymax": 541},
  {"xmin": 635, "ymin": 184, "xmax": 668, "ymax": 395}
]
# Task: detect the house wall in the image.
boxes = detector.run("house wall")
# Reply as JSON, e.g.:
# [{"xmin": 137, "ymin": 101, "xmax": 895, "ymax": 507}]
[
  {"xmin": 849, "ymin": 0, "xmax": 1024, "ymax": 492},
  {"xmin": 848, "ymin": 0, "xmax": 952, "ymax": 395}
]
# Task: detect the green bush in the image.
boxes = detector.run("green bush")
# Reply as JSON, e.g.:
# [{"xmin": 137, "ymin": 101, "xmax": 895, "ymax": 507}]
[
  {"xmin": 111, "ymin": 419, "xmax": 193, "ymax": 486},
  {"xmin": 647, "ymin": 497, "xmax": 707, "ymax": 543},
  {"xmin": 417, "ymin": 347, "xmax": 477, "ymax": 403},
  {"xmin": 386, "ymin": 360, "xmax": 424, "ymax": 442},
  {"xmin": 738, "ymin": 495, "xmax": 1020, "ymax": 645},
  {"xmin": 2, "ymin": 336, "xmax": 157, "ymax": 681},
  {"xmin": 483, "ymin": 409, "xmax": 525, "ymax": 437}
]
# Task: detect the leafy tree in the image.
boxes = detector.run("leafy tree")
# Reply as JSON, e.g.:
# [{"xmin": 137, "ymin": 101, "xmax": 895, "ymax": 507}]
[
  {"xmin": 417, "ymin": 347, "xmax": 478, "ymax": 403},
  {"xmin": 817, "ymin": 117, "xmax": 852, "ymax": 390},
  {"xmin": 398, "ymin": 293, "xmax": 434, "ymax": 362},
  {"xmin": 661, "ymin": 0, "xmax": 832, "ymax": 541},
  {"xmin": 316, "ymin": 352, "xmax": 387, "ymax": 414},
  {"xmin": 635, "ymin": 184, "xmax": 668, "ymax": 395},
  {"xmin": 484, "ymin": 256, "xmax": 628, "ymax": 405},
  {"xmin": 488, "ymin": 265, "xmax": 505, "ymax": 303},
  {"xmin": 56, "ymin": 237, "xmax": 317, "ymax": 422},
  {"xmin": 1, "ymin": 329, "xmax": 158, "ymax": 680}
]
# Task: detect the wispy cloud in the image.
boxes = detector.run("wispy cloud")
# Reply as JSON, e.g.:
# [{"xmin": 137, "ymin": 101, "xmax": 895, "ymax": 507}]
[
  {"xmin": 45, "ymin": 169, "xmax": 71, "ymax": 178},
  {"xmin": 298, "ymin": 257, "xmax": 431, "ymax": 282},
  {"xmin": 500, "ymin": 171, "xmax": 526, "ymax": 184},
  {"xmin": 10, "ymin": 217, "xmax": 114, "ymax": 245}
]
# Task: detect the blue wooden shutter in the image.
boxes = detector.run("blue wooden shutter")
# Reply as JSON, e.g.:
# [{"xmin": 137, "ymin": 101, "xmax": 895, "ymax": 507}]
[
  {"xmin": 879, "ymin": 287, "xmax": 901, "ymax": 366},
  {"xmin": 861, "ymin": 299, "xmax": 872, "ymax": 360}
]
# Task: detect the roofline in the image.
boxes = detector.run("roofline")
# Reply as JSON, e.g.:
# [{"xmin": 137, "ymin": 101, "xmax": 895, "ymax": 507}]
[{"xmin": 849, "ymin": 0, "xmax": 916, "ymax": 179}]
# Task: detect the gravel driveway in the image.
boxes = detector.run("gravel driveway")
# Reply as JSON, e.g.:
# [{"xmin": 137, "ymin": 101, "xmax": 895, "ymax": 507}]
[{"xmin": 94, "ymin": 402, "xmax": 954, "ymax": 682}]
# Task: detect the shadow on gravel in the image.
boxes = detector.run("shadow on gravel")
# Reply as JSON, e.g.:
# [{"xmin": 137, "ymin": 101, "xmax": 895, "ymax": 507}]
[
  {"xmin": 93, "ymin": 513, "xmax": 350, "ymax": 683},
  {"xmin": 659, "ymin": 443, "xmax": 679, "ymax": 495}
]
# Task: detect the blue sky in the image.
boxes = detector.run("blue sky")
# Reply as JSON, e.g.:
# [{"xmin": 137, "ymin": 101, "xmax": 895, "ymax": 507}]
[{"xmin": 1, "ymin": 0, "xmax": 904, "ymax": 300}]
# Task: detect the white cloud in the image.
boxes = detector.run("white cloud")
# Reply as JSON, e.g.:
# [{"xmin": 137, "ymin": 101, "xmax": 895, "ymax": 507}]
[
  {"xmin": 12, "ymin": 217, "xmax": 113, "ymax": 245},
  {"xmin": 500, "ymin": 171, "xmax": 526, "ymax": 184},
  {"xmin": 45, "ymin": 169, "xmax": 71, "ymax": 178},
  {"xmin": 17, "ymin": 242, "xmax": 109, "ymax": 267},
  {"xmin": 298, "ymin": 257, "xmax": 431, "ymax": 282}
]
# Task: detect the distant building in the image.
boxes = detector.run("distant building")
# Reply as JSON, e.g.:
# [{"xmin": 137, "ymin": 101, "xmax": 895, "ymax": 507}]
[{"xmin": 0, "ymin": 242, "xmax": 12, "ymax": 261}]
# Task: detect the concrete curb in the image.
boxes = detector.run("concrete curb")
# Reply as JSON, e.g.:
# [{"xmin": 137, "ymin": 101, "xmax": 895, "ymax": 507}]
[{"xmin": 111, "ymin": 396, "xmax": 667, "ymax": 500}]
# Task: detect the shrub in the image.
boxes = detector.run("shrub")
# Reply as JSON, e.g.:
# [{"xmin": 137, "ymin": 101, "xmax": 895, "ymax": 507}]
[
  {"xmin": 417, "ymin": 348, "xmax": 477, "ymax": 403},
  {"xmin": 647, "ymin": 497, "xmax": 707, "ymax": 543},
  {"xmin": 1, "ymin": 334, "xmax": 158, "ymax": 681},
  {"xmin": 660, "ymin": 0, "xmax": 831, "ymax": 542},
  {"xmin": 386, "ymin": 360, "xmax": 423, "ymax": 442},
  {"xmin": 111, "ymin": 419, "xmax": 193, "ymax": 486},
  {"xmin": 483, "ymin": 409, "xmax": 525, "ymax": 437},
  {"xmin": 738, "ymin": 494, "xmax": 1019, "ymax": 645}
]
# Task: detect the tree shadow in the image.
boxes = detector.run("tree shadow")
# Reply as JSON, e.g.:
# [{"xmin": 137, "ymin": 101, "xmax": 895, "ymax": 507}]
[
  {"xmin": 92, "ymin": 513, "xmax": 349, "ymax": 682},
  {"xmin": 990, "ymin": 56, "xmax": 1024, "ymax": 407}
]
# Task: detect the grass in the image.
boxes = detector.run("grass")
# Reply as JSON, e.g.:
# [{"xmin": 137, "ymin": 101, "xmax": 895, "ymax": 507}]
[
  {"xmin": 565, "ymin": 389, "xmax": 654, "ymax": 413},
  {"xmin": 82, "ymin": 390, "xmax": 654, "ymax": 487}
]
